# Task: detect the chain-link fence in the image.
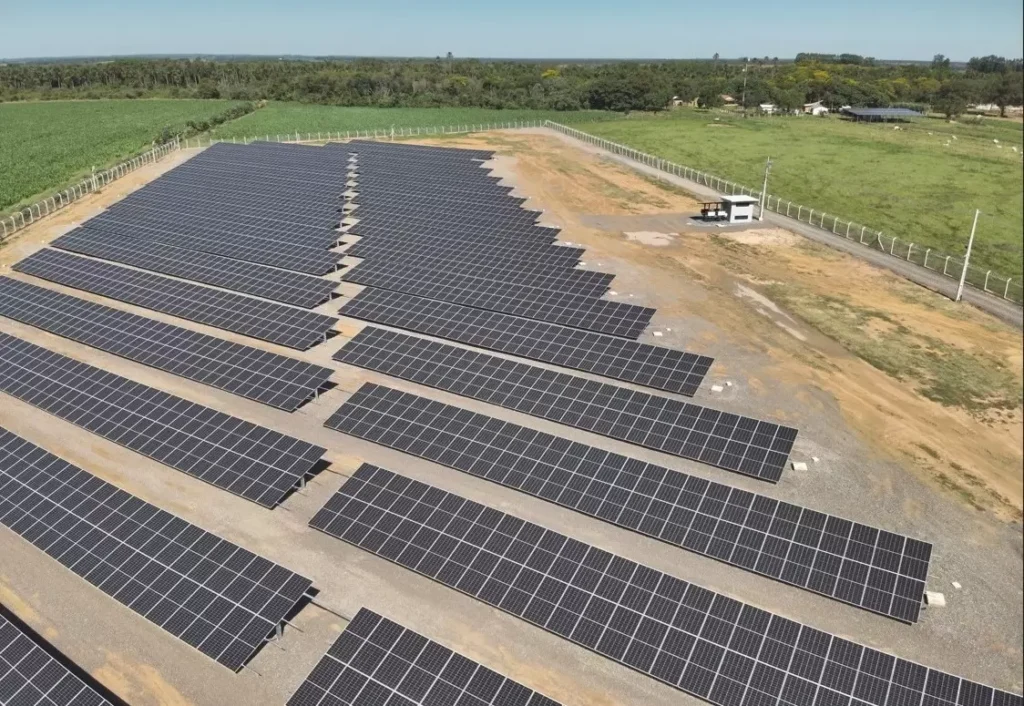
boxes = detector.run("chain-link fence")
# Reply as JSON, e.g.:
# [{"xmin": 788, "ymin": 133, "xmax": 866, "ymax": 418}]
[
  {"xmin": 1, "ymin": 138, "xmax": 181, "ymax": 243},
  {"xmin": 179, "ymin": 120, "xmax": 549, "ymax": 149},
  {"xmin": 544, "ymin": 121, "xmax": 1023, "ymax": 306}
]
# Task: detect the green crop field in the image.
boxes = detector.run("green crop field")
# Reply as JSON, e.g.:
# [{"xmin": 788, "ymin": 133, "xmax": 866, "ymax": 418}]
[
  {"xmin": 210, "ymin": 102, "xmax": 615, "ymax": 139},
  {"xmin": 585, "ymin": 110, "xmax": 1024, "ymax": 278},
  {"xmin": 0, "ymin": 99, "xmax": 242, "ymax": 213}
]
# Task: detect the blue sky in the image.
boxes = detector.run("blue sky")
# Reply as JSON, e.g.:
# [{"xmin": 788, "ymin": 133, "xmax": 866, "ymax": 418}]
[{"xmin": 1, "ymin": 0, "xmax": 1021, "ymax": 61}]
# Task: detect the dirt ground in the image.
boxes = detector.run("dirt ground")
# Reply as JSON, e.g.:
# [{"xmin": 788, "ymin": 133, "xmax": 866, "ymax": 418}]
[
  {"xmin": 419, "ymin": 131, "xmax": 1024, "ymax": 524},
  {"xmin": 0, "ymin": 133, "xmax": 1021, "ymax": 705}
]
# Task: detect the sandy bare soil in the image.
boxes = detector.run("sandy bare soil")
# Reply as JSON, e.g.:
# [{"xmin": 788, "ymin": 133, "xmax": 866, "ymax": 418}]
[
  {"xmin": 0, "ymin": 134, "xmax": 1021, "ymax": 705},
  {"xmin": 421, "ymin": 131, "xmax": 1023, "ymax": 523}
]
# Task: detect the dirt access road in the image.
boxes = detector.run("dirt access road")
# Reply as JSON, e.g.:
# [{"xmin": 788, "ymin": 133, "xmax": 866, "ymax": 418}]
[{"xmin": 0, "ymin": 132, "xmax": 1021, "ymax": 704}]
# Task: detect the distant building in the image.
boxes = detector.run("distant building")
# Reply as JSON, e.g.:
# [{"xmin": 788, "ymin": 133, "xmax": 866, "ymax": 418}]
[
  {"xmin": 803, "ymin": 101, "xmax": 829, "ymax": 116},
  {"xmin": 758, "ymin": 103, "xmax": 777, "ymax": 114},
  {"xmin": 670, "ymin": 95, "xmax": 697, "ymax": 108},
  {"xmin": 721, "ymin": 94, "xmax": 736, "ymax": 104}
]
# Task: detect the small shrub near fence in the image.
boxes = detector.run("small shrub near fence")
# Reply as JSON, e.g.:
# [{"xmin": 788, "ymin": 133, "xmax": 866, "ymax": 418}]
[{"xmin": 544, "ymin": 121, "xmax": 1023, "ymax": 305}]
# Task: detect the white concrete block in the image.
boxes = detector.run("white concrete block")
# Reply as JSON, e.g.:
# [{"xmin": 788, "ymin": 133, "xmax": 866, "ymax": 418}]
[
  {"xmin": 952, "ymin": 581, "xmax": 962, "ymax": 590},
  {"xmin": 792, "ymin": 462, "xmax": 808, "ymax": 471},
  {"xmin": 653, "ymin": 331, "xmax": 663, "ymax": 337},
  {"xmin": 925, "ymin": 591, "xmax": 946, "ymax": 607},
  {"xmin": 710, "ymin": 384, "xmax": 724, "ymax": 392}
]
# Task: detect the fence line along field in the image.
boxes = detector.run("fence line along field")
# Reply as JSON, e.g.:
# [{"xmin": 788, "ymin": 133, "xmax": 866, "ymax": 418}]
[
  {"xmin": 0, "ymin": 99, "xmax": 245, "ymax": 213},
  {"xmin": 209, "ymin": 102, "xmax": 616, "ymax": 138},
  {"xmin": 586, "ymin": 109, "xmax": 1024, "ymax": 279}
]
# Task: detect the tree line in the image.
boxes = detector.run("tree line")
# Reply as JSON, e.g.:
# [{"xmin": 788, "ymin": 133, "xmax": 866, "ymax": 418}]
[{"xmin": 1, "ymin": 54, "xmax": 1021, "ymax": 117}]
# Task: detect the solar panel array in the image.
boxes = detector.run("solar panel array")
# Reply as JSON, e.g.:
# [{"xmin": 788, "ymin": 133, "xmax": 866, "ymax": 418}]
[
  {"xmin": 334, "ymin": 329, "xmax": 794, "ymax": 481},
  {"xmin": 0, "ymin": 332, "xmax": 325, "ymax": 508},
  {"xmin": 0, "ymin": 607, "xmax": 115, "ymax": 706},
  {"xmin": 311, "ymin": 465, "xmax": 1017, "ymax": 706},
  {"xmin": 0, "ymin": 427, "xmax": 313, "ymax": 671},
  {"xmin": 52, "ymin": 229, "xmax": 338, "ymax": 308},
  {"xmin": 341, "ymin": 261, "xmax": 652, "ymax": 339},
  {"xmin": 325, "ymin": 383, "xmax": 924, "ymax": 621},
  {"xmin": 288, "ymin": 608, "xmax": 561, "ymax": 706},
  {"xmin": 335, "ymin": 141, "xmax": 681, "ymax": 341},
  {"xmin": 0, "ymin": 277, "xmax": 333, "ymax": 411},
  {"xmin": 15, "ymin": 249, "xmax": 338, "ymax": 351},
  {"xmin": 80, "ymin": 216, "xmax": 342, "ymax": 275},
  {"xmin": 339, "ymin": 288, "xmax": 713, "ymax": 396}
]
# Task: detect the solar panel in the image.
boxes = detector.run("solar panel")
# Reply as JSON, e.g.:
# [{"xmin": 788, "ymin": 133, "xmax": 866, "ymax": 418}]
[
  {"xmin": 106, "ymin": 194, "xmax": 341, "ymax": 237},
  {"xmin": 343, "ymin": 255, "xmax": 611, "ymax": 297},
  {"xmin": 84, "ymin": 215, "xmax": 341, "ymax": 275},
  {"xmin": 0, "ymin": 606, "xmax": 116, "ymax": 706},
  {"xmin": 345, "ymin": 231, "xmax": 583, "ymax": 268},
  {"xmin": 343, "ymin": 267, "xmax": 653, "ymax": 339},
  {"xmin": 311, "ymin": 466, "xmax": 1019, "ymax": 706},
  {"xmin": 287, "ymin": 608, "xmax": 561, "ymax": 706},
  {"xmin": 0, "ymin": 428, "xmax": 313, "ymax": 671},
  {"xmin": 0, "ymin": 277, "xmax": 333, "ymax": 412},
  {"xmin": 345, "ymin": 140, "xmax": 495, "ymax": 160},
  {"xmin": 15, "ymin": 249, "xmax": 338, "ymax": 351},
  {"xmin": 0, "ymin": 332, "xmax": 325, "ymax": 508},
  {"xmin": 338, "ymin": 288, "xmax": 713, "ymax": 396},
  {"xmin": 53, "ymin": 229, "xmax": 338, "ymax": 309},
  {"xmin": 345, "ymin": 217, "xmax": 565, "ymax": 249},
  {"xmin": 325, "ymin": 383, "xmax": 923, "ymax": 621},
  {"xmin": 333, "ymin": 330, "xmax": 795, "ymax": 480},
  {"xmin": 102, "ymin": 194, "xmax": 339, "ymax": 243}
]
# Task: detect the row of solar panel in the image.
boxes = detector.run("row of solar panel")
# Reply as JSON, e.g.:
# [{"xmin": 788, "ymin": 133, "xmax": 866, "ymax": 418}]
[
  {"xmin": 310, "ymin": 464, "xmax": 1019, "ymax": 706},
  {"xmin": 0, "ymin": 428, "xmax": 562, "ymax": 703}
]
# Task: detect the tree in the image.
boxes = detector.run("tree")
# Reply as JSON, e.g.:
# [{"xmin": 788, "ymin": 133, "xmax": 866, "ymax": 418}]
[
  {"xmin": 697, "ymin": 86, "xmax": 724, "ymax": 108},
  {"xmin": 934, "ymin": 80, "xmax": 971, "ymax": 119},
  {"xmin": 968, "ymin": 55, "xmax": 1007, "ymax": 74},
  {"xmin": 988, "ymin": 72, "xmax": 1024, "ymax": 117},
  {"xmin": 931, "ymin": 54, "xmax": 950, "ymax": 70}
]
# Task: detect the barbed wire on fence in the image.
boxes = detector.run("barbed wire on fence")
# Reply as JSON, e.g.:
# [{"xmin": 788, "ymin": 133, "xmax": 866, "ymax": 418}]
[{"xmin": 543, "ymin": 120, "xmax": 1022, "ymax": 305}]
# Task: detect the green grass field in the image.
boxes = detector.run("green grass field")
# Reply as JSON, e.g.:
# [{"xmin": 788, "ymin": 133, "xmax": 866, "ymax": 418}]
[
  {"xmin": 210, "ymin": 102, "xmax": 615, "ymax": 139},
  {"xmin": 585, "ymin": 110, "xmax": 1024, "ymax": 278},
  {"xmin": 0, "ymin": 99, "xmax": 242, "ymax": 212}
]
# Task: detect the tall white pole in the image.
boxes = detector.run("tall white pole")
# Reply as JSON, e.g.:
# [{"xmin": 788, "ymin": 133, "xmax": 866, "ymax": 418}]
[
  {"xmin": 758, "ymin": 156, "xmax": 772, "ymax": 221},
  {"xmin": 955, "ymin": 209, "xmax": 980, "ymax": 302}
]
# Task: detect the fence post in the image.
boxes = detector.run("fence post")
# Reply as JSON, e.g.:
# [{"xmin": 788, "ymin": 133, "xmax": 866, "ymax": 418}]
[
  {"xmin": 943, "ymin": 256, "xmax": 951, "ymax": 276},
  {"xmin": 860, "ymin": 226, "xmax": 866, "ymax": 243},
  {"xmin": 808, "ymin": 209, "xmax": 814, "ymax": 223},
  {"xmin": 924, "ymin": 249, "xmax": 930, "ymax": 268},
  {"xmin": 832, "ymin": 216, "xmax": 839, "ymax": 233},
  {"xmin": 1005, "ymin": 279, "xmax": 1012, "ymax": 300},
  {"xmin": 983, "ymin": 271, "xmax": 991, "ymax": 292},
  {"xmin": 906, "ymin": 243, "xmax": 914, "ymax": 261},
  {"xmin": 890, "ymin": 237, "xmax": 897, "ymax": 255}
]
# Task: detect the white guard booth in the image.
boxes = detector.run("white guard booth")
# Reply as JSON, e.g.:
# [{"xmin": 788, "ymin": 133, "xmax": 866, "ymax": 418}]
[{"xmin": 721, "ymin": 194, "xmax": 758, "ymax": 223}]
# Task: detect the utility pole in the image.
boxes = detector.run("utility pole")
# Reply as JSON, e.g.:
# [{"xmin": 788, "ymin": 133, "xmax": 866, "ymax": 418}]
[
  {"xmin": 758, "ymin": 156, "xmax": 772, "ymax": 220},
  {"xmin": 741, "ymin": 61, "xmax": 749, "ymax": 116},
  {"xmin": 955, "ymin": 209, "xmax": 980, "ymax": 302}
]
